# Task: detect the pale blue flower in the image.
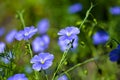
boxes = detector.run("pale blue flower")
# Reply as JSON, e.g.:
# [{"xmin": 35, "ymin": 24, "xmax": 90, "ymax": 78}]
[
  {"xmin": 5, "ymin": 29, "xmax": 17, "ymax": 43},
  {"xmin": 1, "ymin": 51, "xmax": 14, "ymax": 64},
  {"xmin": 0, "ymin": 27, "xmax": 5, "ymax": 37},
  {"xmin": 32, "ymin": 35, "xmax": 50, "ymax": 53},
  {"xmin": 58, "ymin": 37, "xmax": 78, "ymax": 51},
  {"xmin": 30, "ymin": 52, "xmax": 54, "ymax": 71},
  {"xmin": 58, "ymin": 75, "xmax": 68, "ymax": 80},
  {"xmin": 109, "ymin": 6, "xmax": 120, "ymax": 15},
  {"xmin": 68, "ymin": 3, "xmax": 82, "ymax": 14},
  {"xmin": 7, "ymin": 73, "xmax": 28, "ymax": 80},
  {"xmin": 15, "ymin": 26, "xmax": 37, "ymax": 41},
  {"xmin": 37, "ymin": 19, "xmax": 50, "ymax": 34},
  {"xmin": 92, "ymin": 30, "xmax": 109, "ymax": 45},
  {"xmin": 0, "ymin": 42, "xmax": 5, "ymax": 53},
  {"xmin": 58, "ymin": 26, "xmax": 80, "ymax": 41}
]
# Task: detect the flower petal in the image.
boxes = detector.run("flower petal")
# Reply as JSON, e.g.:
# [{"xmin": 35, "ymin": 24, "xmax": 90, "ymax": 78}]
[
  {"xmin": 32, "ymin": 63, "xmax": 41, "ymax": 71},
  {"xmin": 15, "ymin": 31, "xmax": 24, "ymax": 41},
  {"xmin": 42, "ymin": 60, "xmax": 53, "ymax": 70},
  {"xmin": 30, "ymin": 55, "xmax": 40, "ymax": 63}
]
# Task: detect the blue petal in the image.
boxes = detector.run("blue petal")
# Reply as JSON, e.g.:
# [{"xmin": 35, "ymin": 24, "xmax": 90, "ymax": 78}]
[
  {"xmin": 66, "ymin": 27, "xmax": 80, "ymax": 34},
  {"xmin": 58, "ymin": 75, "xmax": 68, "ymax": 80},
  {"xmin": 32, "ymin": 63, "xmax": 41, "ymax": 71},
  {"xmin": 42, "ymin": 60, "xmax": 53, "ymax": 70},
  {"xmin": 5, "ymin": 30, "xmax": 17, "ymax": 43},
  {"xmin": 30, "ymin": 55, "xmax": 40, "ymax": 63},
  {"xmin": 68, "ymin": 3, "xmax": 82, "ymax": 14},
  {"xmin": 15, "ymin": 31, "xmax": 24, "ymax": 41},
  {"xmin": 0, "ymin": 42, "xmax": 6, "ymax": 53},
  {"xmin": 37, "ymin": 19, "xmax": 49, "ymax": 34},
  {"xmin": 58, "ymin": 29, "xmax": 66, "ymax": 35},
  {"xmin": 109, "ymin": 49, "xmax": 120, "ymax": 62},
  {"xmin": 38, "ymin": 53, "xmax": 54, "ymax": 61}
]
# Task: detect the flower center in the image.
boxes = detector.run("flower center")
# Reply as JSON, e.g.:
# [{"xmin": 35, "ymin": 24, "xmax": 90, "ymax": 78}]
[
  {"xmin": 66, "ymin": 32, "xmax": 71, "ymax": 36},
  {"xmin": 40, "ymin": 59, "xmax": 45, "ymax": 64},
  {"xmin": 24, "ymin": 32, "xmax": 30, "ymax": 36},
  {"xmin": 40, "ymin": 42, "xmax": 44, "ymax": 46}
]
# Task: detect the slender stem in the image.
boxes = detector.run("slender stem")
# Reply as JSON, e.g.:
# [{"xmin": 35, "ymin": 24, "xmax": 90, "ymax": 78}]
[
  {"xmin": 17, "ymin": 10, "xmax": 25, "ymax": 28},
  {"xmin": 34, "ymin": 71, "xmax": 39, "ymax": 80},
  {"xmin": 27, "ymin": 43, "xmax": 33, "ymax": 58},
  {"xmin": 79, "ymin": 3, "xmax": 94, "ymax": 29},
  {"xmin": 60, "ymin": 58, "xmax": 95, "ymax": 75},
  {"xmin": 112, "ymin": 38, "xmax": 120, "ymax": 44},
  {"xmin": 52, "ymin": 44, "xmax": 72, "ymax": 80}
]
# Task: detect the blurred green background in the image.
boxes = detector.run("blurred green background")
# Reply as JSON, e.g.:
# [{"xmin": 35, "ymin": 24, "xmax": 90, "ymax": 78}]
[{"xmin": 0, "ymin": 0, "xmax": 120, "ymax": 80}]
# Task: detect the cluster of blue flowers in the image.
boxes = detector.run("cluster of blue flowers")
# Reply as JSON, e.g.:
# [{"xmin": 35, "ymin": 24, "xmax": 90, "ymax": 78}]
[
  {"xmin": 0, "ymin": 2, "xmax": 119, "ymax": 79},
  {"xmin": 0, "ymin": 18, "xmax": 52, "ymax": 79}
]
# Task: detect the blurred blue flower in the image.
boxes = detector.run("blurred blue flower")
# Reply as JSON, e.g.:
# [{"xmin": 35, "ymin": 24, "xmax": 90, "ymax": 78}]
[
  {"xmin": 7, "ymin": 73, "xmax": 28, "ymax": 80},
  {"xmin": 1, "ymin": 51, "xmax": 14, "ymax": 64},
  {"xmin": 57, "ymin": 75, "xmax": 68, "ymax": 80},
  {"xmin": 24, "ymin": 65, "xmax": 33, "ymax": 74},
  {"xmin": 58, "ymin": 26, "xmax": 80, "ymax": 41},
  {"xmin": 109, "ymin": 45, "xmax": 120, "ymax": 62},
  {"xmin": 58, "ymin": 37, "xmax": 78, "ymax": 51},
  {"xmin": 109, "ymin": 6, "xmax": 120, "ymax": 15},
  {"xmin": 0, "ymin": 27, "xmax": 5, "ymax": 37},
  {"xmin": 92, "ymin": 30, "xmax": 109, "ymax": 45},
  {"xmin": 68, "ymin": 3, "xmax": 82, "ymax": 14},
  {"xmin": 32, "ymin": 35, "xmax": 50, "ymax": 53},
  {"xmin": 30, "ymin": 52, "xmax": 54, "ymax": 71},
  {"xmin": 15, "ymin": 26, "xmax": 37, "ymax": 41},
  {"xmin": 37, "ymin": 19, "xmax": 50, "ymax": 34},
  {"xmin": 0, "ymin": 42, "xmax": 5, "ymax": 53},
  {"xmin": 5, "ymin": 29, "xmax": 17, "ymax": 43}
]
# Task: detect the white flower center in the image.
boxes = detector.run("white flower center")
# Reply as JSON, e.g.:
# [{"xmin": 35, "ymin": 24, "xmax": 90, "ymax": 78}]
[
  {"xmin": 24, "ymin": 32, "xmax": 30, "ymax": 36},
  {"xmin": 40, "ymin": 59, "xmax": 45, "ymax": 64},
  {"xmin": 66, "ymin": 32, "xmax": 71, "ymax": 36},
  {"xmin": 40, "ymin": 42, "xmax": 44, "ymax": 46}
]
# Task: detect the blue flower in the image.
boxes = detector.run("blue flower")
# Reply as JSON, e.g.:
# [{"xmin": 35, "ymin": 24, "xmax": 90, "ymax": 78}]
[
  {"xmin": 109, "ymin": 6, "xmax": 120, "ymax": 15},
  {"xmin": 92, "ymin": 30, "xmax": 109, "ymax": 45},
  {"xmin": 58, "ymin": 27, "xmax": 79, "ymax": 51},
  {"xmin": 0, "ymin": 27, "xmax": 5, "ymax": 37},
  {"xmin": 24, "ymin": 65, "xmax": 33, "ymax": 74},
  {"xmin": 32, "ymin": 35, "xmax": 50, "ymax": 53},
  {"xmin": 68, "ymin": 3, "xmax": 82, "ymax": 14},
  {"xmin": 1, "ymin": 51, "xmax": 14, "ymax": 64},
  {"xmin": 15, "ymin": 26, "xmax": 37, "ymax": 41},
  {"xmin": 0, "ymin": 42, "xmax": 5, "ymax": 53},
  {"xmin": 58, "ymin": 37, "xmax": 78, "ymax": 51},
  {"xmin": 30, "ymin": 52, "xmax": 54, "ymax": 71},
  {"xmin": 57, "ymin": 75, "xmax": 68, "ymax": 80},
  {"xmin": 58, "ymin": 26, "xmax": 80, "ymax": 41},
  {"xmin": 109, "ymin": 45, "xmax": 120, "ymax": 62},
  {"xmin": 5, "ymin": 29, "xmax": 17, "ymax": 43},
  {"xmin": 7, "ymin": 73, "xmax": 28, "ymax": 80},
  {"xmin": 37, "ymin": 19, "xmax": 50, "ymax": 34}
]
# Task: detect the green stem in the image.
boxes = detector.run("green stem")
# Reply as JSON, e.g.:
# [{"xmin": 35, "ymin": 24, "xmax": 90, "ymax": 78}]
[
  {"xmin": 27, "ymin": 42, "xmax": 33, "ymax": 58},
  {"xmin": 17, "ymin": 10, "xmax": 25, "ymax": 28},
  {"xmin": 52, "ymin": 44, "xmax": 72, "ymax": 80},
  {"xmin": 79, "ymin": 3, "xmax": 94, "ymax": 29},
  {"xmin": 60, "ymin": 58, "xmax": 95, "ymax": 75},
  {"xmin": 34, "ymin": 71, "xmax": 39, "ymax": 80}
]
